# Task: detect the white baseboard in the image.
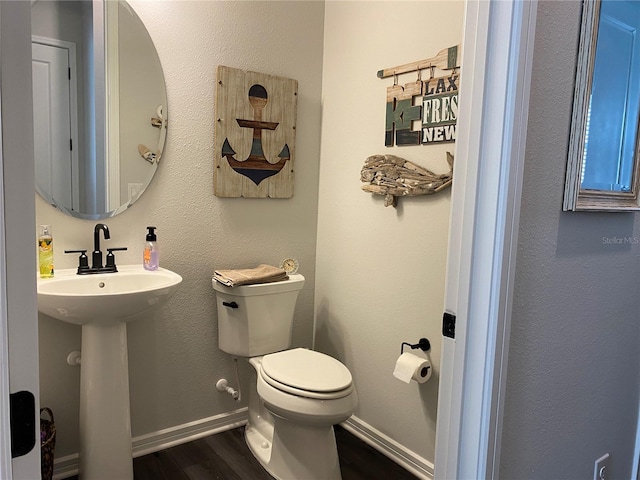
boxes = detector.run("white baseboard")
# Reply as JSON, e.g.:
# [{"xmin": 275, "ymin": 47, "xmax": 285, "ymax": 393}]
[
  {"xmin": 132, "ymin": 407, "xmax": 248, "ymax": 457},
  {"xmin": 52, "ymin": 454, "xmax": 80, "ymax": 480},
  {"xmin": 341, "ymin": 416, "xmax": 434, "ymax": 480},
  {"xmin": 52, "ymin": 410, "xmax": 432, "ymax": 480},
  {"xmin": 53, "ymin": 407, "xmax": 248, "ymax": 480}
]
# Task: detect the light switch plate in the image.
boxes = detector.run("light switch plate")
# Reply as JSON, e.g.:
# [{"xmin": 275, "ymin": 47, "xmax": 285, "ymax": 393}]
[{"xmin": 128, "ymin": 183, "xmax": 144, "ymax": 201}]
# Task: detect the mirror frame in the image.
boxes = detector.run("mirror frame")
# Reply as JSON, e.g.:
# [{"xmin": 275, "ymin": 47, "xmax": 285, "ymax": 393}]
[
  {"xmin": 564, "ymin": 0, "xmax": 640, "ymax": 211},
  {"xmin": 32, "ymin": 0, "xmax": 167, "ymax": 220}
]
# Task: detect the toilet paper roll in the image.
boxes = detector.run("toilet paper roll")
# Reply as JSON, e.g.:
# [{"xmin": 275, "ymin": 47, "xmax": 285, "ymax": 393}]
[{"xmin": 393, "ymin": 352, "xmax": 432, "ymax": 384}]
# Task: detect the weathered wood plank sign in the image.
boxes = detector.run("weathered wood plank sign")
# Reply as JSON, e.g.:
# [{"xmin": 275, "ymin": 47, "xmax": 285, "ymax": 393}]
[
  {"xmin": 214, "ymin": 66, "xmax": 297, "ymax": 198},
  {"xmin": 361, "ymin": 152, "xmax": 454, "ymax": 207},
  {"xmin": 380, "ymin": 45, "xmax": 460, "ymax": 147}
]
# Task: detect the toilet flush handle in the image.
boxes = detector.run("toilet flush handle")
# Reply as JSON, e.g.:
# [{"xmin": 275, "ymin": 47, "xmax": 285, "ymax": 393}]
[{"xmin": 222, "ymin": 301, "xmax": 238, "ymax": 309}]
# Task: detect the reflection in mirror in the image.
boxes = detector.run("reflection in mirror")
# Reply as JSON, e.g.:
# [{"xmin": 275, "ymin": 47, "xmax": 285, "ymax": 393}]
[
  {"xmin": 31, "ymin": 0, "xmax": 167, "ymax": 219},
  {"xmin": 564, "ymin": 0, "xmax": 640, "ymax": 211}
]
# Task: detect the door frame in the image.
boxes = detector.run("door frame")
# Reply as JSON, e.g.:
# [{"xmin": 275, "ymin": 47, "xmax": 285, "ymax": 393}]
[
  {"xmin": 0, "ymin": 1, "xmax": 42, "ymax": 477},
  {"xmin": 0, "ymin": 54, "xmax": 14, "ymax": 480},
  {"xmin": 434, "ymin": 1, "xmax": 537, "ymax": 479}
]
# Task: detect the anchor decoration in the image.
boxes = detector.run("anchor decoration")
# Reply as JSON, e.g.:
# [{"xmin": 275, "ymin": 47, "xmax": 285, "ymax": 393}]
[
  {"xmin": 214, "ymin": 66, "xmax": 298, "ymax": 198},
  {"xmin": 221, "ymin": 84, "xmax": 290, "ymax": 186}
]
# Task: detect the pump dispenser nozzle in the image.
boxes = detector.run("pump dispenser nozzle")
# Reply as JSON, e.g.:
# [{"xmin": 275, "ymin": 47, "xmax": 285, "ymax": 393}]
[{"xmin": 146, "ymin": 226, "xmax": 157, "ymax": 241}]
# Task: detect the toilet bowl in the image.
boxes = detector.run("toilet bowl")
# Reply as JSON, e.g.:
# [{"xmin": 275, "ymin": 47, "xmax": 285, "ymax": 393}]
[
  {"xmin": 245, "ymin": 349, "xmax": 357, "ymax": 480},
  {"xmin": 212, "ymin": 274, "xmax": 358, "ymax": 479}
]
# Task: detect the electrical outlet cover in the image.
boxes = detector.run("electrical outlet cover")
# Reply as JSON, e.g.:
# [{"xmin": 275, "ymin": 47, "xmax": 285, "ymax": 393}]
[{"xmin": 593, "ymin": 453, "xmax": 610, "ymax": 480}]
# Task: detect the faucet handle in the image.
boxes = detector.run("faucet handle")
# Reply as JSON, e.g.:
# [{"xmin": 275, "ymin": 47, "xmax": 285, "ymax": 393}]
[
  {"xmin": 64, "ymin": 249, "xmax": 89, "ymax": 274},
  {"xmin": 106, "ymin": 247, "xmax": 128, "ymax": 270}
]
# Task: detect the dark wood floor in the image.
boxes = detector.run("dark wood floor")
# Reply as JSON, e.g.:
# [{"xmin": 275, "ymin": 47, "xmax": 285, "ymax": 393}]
[{"xmin": 67, "ymin": 425, "xmax": 418, "ymax": 479}]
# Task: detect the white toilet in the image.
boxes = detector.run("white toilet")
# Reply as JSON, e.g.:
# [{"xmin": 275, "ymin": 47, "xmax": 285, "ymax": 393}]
[{"xmin": 212, "ymin": 274, "xmax": 357, "ymax": 480}]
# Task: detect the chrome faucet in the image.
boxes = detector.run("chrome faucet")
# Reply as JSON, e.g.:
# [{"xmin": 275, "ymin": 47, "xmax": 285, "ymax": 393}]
[
  {"xmin": 65, "ymin": 223, "xmax": 127, "ymax": 274},
  {"xmin": 92, "ymin": 223, "xmax": 110, "ymax": 269}
]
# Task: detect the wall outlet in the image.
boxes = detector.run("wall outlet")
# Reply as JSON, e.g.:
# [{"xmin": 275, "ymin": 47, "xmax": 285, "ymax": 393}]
[{"xmin": 593, "ymin": 453, "xmax": 610, "ymax": 480}]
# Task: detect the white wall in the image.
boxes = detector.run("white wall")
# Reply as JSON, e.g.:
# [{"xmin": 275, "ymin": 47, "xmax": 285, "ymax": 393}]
[
  {"xmin": 36, "ymin": 0, "xmax": 325, "ymax": 457},
  {"xmin": 500, "ymin": 1, "xmax": 640, "ymax": 478},
  {"xmin": 316, "ymin": 0, "xmax": 463, "ymax": 465}
]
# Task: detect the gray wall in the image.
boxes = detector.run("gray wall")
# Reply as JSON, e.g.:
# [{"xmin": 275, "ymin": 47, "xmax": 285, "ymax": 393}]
[{"xmin": 500, "ymin": 1, "xmax": 640, "ymax": 478}]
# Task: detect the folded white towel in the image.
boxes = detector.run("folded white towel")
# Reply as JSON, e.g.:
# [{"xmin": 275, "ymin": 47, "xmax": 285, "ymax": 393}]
[{"xmin": 213, "ymin": 264, "xmax": 288, "ymax": 287}]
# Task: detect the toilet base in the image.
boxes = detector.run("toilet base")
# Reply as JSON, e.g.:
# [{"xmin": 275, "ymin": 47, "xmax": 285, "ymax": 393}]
[
  {"xmin": 245, "ymin": 423, "xmax": 272, "ymax": 470},
  {"xmin": 245, "ymin": 416, "xmax": 341, "ymax": 480}
]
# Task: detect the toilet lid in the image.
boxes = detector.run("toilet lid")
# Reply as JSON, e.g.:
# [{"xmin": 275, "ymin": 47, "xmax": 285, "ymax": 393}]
[{"xmin": 261, "ymin": 348, "xmax": 352, "ymax": 393}]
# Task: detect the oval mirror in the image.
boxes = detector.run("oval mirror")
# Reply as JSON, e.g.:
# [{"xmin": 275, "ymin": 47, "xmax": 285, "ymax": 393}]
[
  {"xmin": 31, "ymin": 0, "xmax": 167, "ymax": 219},
  {"xmin": 564, "ymin": 0, "xmax": 640, "ymax": 211}
]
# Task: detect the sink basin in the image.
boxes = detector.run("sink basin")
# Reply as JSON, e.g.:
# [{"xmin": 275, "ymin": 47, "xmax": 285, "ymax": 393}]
[
  {"xmin": 36, "ymin": 264, "xmax": 182, "ymax": 480},
  {"xmin": 37, "ymin": 265, "xmax": 182, "ymax": 325}
]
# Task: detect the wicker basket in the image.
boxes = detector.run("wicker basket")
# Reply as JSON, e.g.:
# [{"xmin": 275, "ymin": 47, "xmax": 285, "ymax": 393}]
[{"xmin": 40, "ymin": 408, "xmax": 56, "ymax": 480}]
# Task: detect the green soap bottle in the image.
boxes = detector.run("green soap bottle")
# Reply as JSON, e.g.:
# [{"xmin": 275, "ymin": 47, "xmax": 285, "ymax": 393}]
[{"xmin": 38, "ymin": 225, "xmax": 54, "ymax": 278}]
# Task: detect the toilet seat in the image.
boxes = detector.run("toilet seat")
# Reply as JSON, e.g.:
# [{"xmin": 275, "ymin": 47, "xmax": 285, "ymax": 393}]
[{"xmin": 260, "ymin": 348, "xmax": 353, "ymax": 400}]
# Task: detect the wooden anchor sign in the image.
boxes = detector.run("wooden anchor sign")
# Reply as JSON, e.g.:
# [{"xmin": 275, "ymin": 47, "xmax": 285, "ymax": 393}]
[
  {"xmin": 214, "ymin": 66, "xmax": 298, "ymax": 198},
  {"xmin": 221, "ymin": 84, "xmax": 290, "ymax": 185}
]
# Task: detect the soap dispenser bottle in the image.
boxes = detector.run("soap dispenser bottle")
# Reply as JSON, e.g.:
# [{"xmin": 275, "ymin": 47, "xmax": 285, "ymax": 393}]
[
  {"xmin": 143, "ymin": 226, "xmax": 159, "ymax": 270},
  {"xmin": 38, "ymin": 224, "xmax": 54, "ymax": 278}
]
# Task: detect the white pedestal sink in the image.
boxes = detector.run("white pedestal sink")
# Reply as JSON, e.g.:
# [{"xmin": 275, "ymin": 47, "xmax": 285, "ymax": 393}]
[{"xmin": 37, "ymin": 265, "xmax": 182, "ymax": 480}]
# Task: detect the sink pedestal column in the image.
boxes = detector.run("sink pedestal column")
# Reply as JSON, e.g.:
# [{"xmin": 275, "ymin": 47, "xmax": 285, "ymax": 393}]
[{"xmin": 79, "ymin": 322, "xmax": 133, "ymax": 480}]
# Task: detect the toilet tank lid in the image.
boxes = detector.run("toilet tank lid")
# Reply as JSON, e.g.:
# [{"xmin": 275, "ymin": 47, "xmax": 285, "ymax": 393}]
[
  {"xmin": 261, "ymin": 348, "xmax": 352, "ymax": 393},
  {"xmin": 212, "ymin": 274, "xmax": 304, "ymax": 295}
]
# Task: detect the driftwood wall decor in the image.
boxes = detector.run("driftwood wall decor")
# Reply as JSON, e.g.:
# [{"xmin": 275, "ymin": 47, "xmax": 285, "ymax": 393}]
[
  {"xmin": 214, "ymin": 66, "xmax": 298, "ymax": 198},
  {"xmin": 361, "ymin": 152, "xmax": 453, "ymax": 207}
]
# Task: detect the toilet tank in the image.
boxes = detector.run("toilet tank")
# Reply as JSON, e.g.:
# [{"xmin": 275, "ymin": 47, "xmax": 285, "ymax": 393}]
[{"xmin": 212, "ymin": 274, "xmax": 305, "ymax": 356}]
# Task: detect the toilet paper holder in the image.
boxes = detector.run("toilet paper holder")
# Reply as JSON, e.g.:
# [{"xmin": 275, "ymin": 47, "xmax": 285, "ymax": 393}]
[{"xmin": 400, "ymin": 338, "xmax": 431, "ymax": 355}]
